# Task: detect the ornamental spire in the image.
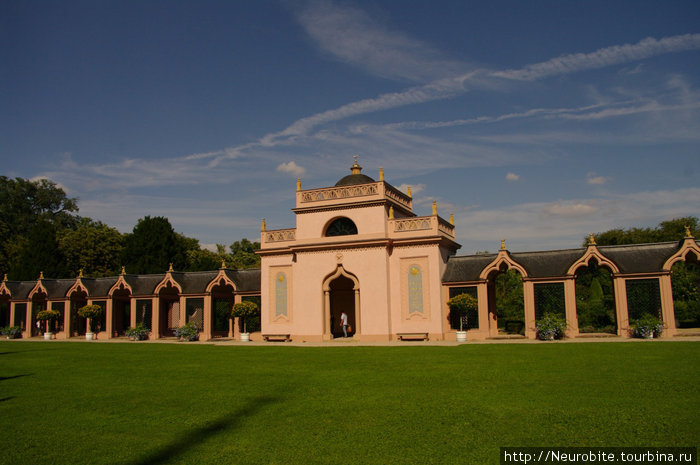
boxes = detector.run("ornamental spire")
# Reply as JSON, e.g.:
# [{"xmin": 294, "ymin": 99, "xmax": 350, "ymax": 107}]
[
  {"xmin": 432, "ymin": 200, "xmax": 437, "ymax": 216},
  {"xmin": 39, "ymin": 271, "xmax": 44, "ymax": 280},
  {"xmin": 351, "ymin": 155, "xmax": 362, "ymax": 174},
  {"xmin": 588, "ymin": 233, "xmax": 596, "ymax": 246},
  {"xmin": 685, "ymin": 225, "xmax": 693, "ymax": 238},
  {"xmin": 121, "ymin": 266, "xmax": 126, "ymax": 275},
  {"xmin": 297, "ymin": 178, "xmax": 302, "ymax": 191},
  {"xmin": 168, "ymin": 263, "xmax": 174, "ymax": 272},
  {"xmin": 379, "ymin": 167, "xmax": 384, "ymax": 181},
  {"xmin": 500, "ymin": 239, "xmax": 506, "ymax": 251},
  {"xmin": 261, "ymin": 218, "xmax": 267, "ymax": 232}
]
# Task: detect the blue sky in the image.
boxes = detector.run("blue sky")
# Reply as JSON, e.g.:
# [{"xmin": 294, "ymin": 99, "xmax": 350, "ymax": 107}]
[{"xmin": 2, "ymin": 0, "xmax": 699, "ymax": 254}]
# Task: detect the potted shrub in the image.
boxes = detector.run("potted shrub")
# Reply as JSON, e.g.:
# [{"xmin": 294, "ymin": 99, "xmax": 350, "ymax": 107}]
[
  {"xmin": 77, "ymin": 304, "xmax": 103, "ymax": 340},
  {"xmin": 231, "ymin": 301, "xmax": 259, "ymax": 342},
  {"xmin": 36, "ymin": 309, "xmax": 61, "ymax": 340},
  {"xmin": 447, "ymin": 293, "xmax": 477, "ymax": 342},
  {"xmin": 535, "ymin": 313, "xmax": 568, "ymax": 340},
  {"xmin": 630, "ymin": 314, "xmax": 665, "ymax": 339},
  {"xmin": 174, "ymin": 322, "xmax": 200, "ymax": 341},
  {"xmin": 1, "ymin": 326, "xmax": 22, "ymax": 339},
  {"xmin": 125, "ymin": 324, "xmax": 150, "ymax": 341}
]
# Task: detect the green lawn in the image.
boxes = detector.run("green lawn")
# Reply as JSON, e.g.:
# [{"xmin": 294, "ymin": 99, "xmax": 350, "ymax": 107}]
[{"xmin": 1, "ymin": 341, "xmax": 698, "ymax": 464}]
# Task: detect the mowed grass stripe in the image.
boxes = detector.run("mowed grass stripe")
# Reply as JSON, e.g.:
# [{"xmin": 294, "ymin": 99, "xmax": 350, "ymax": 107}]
[{"xmin": 0, "ymin": 341, "xmax": 697, "ymax": 464}]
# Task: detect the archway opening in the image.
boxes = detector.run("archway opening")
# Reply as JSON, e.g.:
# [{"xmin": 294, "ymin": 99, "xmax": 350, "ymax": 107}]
[
  {"xmin": 0, "ymin": 296, "xmax": 10, "ymax": 328},
  {"xmin": 158, "ymin": 286, "xmax": 179, "ymax": 338},
  {"xmin": 575, "ymin": 259, "xmax": 617, "ymax": 334},
  {"xmin": 69, "ymin": 291, "xmax": 88, "ymax": 336},
  {"xmin": 211, "ymin": 282, "xmax": 235, "ymax": 338},
  {"xmin": 112, "ymin": 289, "xmax": 131, "ymax": 336},
  {"xmin": 329, "ymin": 275, "xmax": 355, "ymax": 338},
  {"xmin": 31, "ymin": 291, "xmax": 47, "ymax": 336},
  {"xmin": 671, "ymin": 252, "xmax": 700, "ymax": 329},
  {"xmin": 488, "ymin": 267, "xmax": 525, "ymax": 336}
]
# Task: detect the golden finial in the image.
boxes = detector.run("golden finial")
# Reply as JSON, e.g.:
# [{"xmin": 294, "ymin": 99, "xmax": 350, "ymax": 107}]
[
  {"xmin": 449, "ymin": 213, "xmax": 454, "ymax": 226},
  {"xmin": 168, "ymin": 263, "xmax": 174, "ymax": 272},
  {"xmin": 351, "ymin": 155, "xmax": 362, "ymax": 174},
  {"xmin": 296, "ymin": 178, "xmax": 302, "ymax": 192},
  {"xmin": 379, "ymin": 167, "xmax": 384, "ymax": 181},
  {"xmin": 39, "ymin": 271, "xmax": 44, "ymax": 280},
  {"xmin": 685, "ymin": 225, "xmax": 693, "ymax": 238},
  {"xmin": 221, "ymin": 259, "xmax": 226, "ymax": 269},
  {"xmin": 121, "ymin": 266, "xmax": 126, "ymax": 275},
  {"xmin": 432, "ymin": 200, "xmax": 437, "ymax": 216},
  {"xmin": 78, "ymin": 269, "xmax": 84, "ymax": 278},
  {"xmin": 2, "ymin": 273, "xmax": 7, "ymax": 282},
  {"xmin": 500, "ymin": 239, "xmax": 506, "ymax": 251},
  {"xmin": 261, "ymin": 218, "xmax": 267, "ymax": 232},
  {"xmin": 407, "ymin": 186, "xmax": 412, "ymax": 198},
  {"xmin": 588, "ymin": 233, "xmax": 596, "ymax": 246},
  {"xmin": 388, "ymin": 206, "xmax": 394, "ymax": 220}
]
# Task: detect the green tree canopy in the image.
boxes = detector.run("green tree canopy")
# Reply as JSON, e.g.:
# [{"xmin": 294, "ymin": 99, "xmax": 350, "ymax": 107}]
[
  {"xmin": 122, "ymin": 216, "xmax": 188, "ymax": 274},
  {"xmin": 59, "ymin": 218, "xmax": 125, "ymax": 277},
  {"xmin": 587, "ymin": 217, "xmax": 698, "ymax": 246},
  {"xmin": 13, "ymin": 219, "xmax": 69, "ymax": 280},
  {"xmin": 0, "ymin": 176, "xmax": 78, "ymax": 277}
]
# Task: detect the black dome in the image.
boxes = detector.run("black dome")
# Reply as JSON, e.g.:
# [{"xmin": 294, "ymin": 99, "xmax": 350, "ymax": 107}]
[{"xmin": 335, "ymin": 173, "xmax": 375, "ymax": 186}]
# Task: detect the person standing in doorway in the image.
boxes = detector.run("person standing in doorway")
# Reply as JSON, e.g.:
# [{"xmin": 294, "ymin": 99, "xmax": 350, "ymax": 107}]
[{"xmin": 340, "ymin": 311, "xmax": 348, "ymax": 338}]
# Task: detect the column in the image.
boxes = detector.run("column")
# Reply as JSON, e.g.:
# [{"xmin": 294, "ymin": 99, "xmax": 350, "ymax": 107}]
[
  {"xmin": 9, "ymin": 301, "xmax": 15, "ymax": 329},
  {"xmin": 354, "ymin": 289, "xmax": 361, "ymax": 340},
  {"xmin": 476, "ymin": 282, "xmax": 490, "ymax": 339},
  {"xmin": 24, "ymin": 303, "xmax": 32, "ymax": 338},
  {"xmin": 105, "ymin": 298, "xmax": 113, "ymax": 339},
  {"xmin": 523, "ymin": 280, "xmax": 536, "ymax": 339},
  {"xmin": 202, "ymin": 294, "xmax": 212, "ymax": 341},
  {"xmin": 613, "ymin": 276, "xmax": 629, "ymax": 337},
  {"xmin": 179, "ymin": 296, "xmax": 187, "ymax": 327},
  {"xmin": 563, "ymin": 278, "xmax": 579, "ymax": 337},
  {"xmin": 323, "ymin": 290, "xmax": 331, "ymax": 340},
  {"xmin": 659, "ymin": 274, "xmax": 676, "ymax": 337},
  {"xmin": 130, "ymin": 297, "xmax": 137, "ymax": 328},
  {"xmin": 151, "ymin": 296, "xmax": 160, "ymax": 340}
]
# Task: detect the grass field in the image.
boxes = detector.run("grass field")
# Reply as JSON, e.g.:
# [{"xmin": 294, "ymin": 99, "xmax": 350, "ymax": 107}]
[{"xmin": 0, "ymin": 340, "xmax": 698, "ymax": 464}]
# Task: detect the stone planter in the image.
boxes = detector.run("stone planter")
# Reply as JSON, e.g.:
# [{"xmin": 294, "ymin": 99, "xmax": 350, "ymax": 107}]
[
  {"xmin": 240, "ymin": 333, "xmax": 250, "ymax": 342},
  {"xmin": 455, "ymin": 331, "xmax": 467, "ymax": 342},
  {"xmin": 43, "ymin": 332, "xmax": 53, "ymax": 341},
  {"xmin": 86, "ymin": 332, "xmax": 94, "ymax": 341}
]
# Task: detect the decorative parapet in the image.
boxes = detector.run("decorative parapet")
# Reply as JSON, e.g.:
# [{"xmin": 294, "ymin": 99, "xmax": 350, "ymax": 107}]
[
  {"xmin": 297, "ymin": 182, "xmax": 412, "ymax": 211},
  {"xmin": 391, "ymin": 216, "xmax": 455, "ymax": 239},
  {"xmin": 300, "ymin": 183, "xmax": 378, "ymax": 203},
  {"xmin": 264, "ymin": 228, "xmax": 296, "ymax": 243}
]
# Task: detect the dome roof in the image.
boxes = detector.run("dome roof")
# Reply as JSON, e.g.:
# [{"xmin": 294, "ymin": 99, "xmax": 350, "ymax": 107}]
[{"xmin": 334, "ymin": 157, "xmax": 375, "ymax": 186}]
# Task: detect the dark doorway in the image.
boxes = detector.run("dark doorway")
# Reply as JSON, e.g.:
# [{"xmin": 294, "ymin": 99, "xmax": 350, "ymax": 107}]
[{"xmin": 329, "ymin": 275, "xmax": 355, "ymax": 338}]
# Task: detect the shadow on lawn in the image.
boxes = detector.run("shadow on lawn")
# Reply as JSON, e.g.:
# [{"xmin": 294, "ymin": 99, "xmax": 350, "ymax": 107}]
[
  {"xmin": 0, "ymin": 374, "xmax": 33, "ymax": 382},
  {"xmin": 128, "ymin": 395, "xmax": 280, "ymax": 465}
]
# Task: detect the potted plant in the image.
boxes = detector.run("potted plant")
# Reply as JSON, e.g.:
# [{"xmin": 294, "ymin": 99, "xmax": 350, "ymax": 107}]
[
  {"xmin": 1, "ymin": 326, "xmax": 22, "ymax": 339},
  {"xmin": 77, "ymin": 304, "xmax": 103, "ymax": 340},
  {"xmin": 36, "ymin": 309, "xmax": 61, "ymax": 340},
  {"xmin": 125, "ymin": 324, "xmax": 150, "ymax": 341},
  {"xmin": 447, "ymin": 293, "xmax": 477, "ymax": 342},
  {"xmin": 535, "ymin": 313, "xmax": 568, "ymax": 340},
  {"xmin": 231, "ymin": 301, "xmax": 259, "ymax": 342},
  {"xmin": 174, "ymin": 322, "xmax": 200, "ymax": 341},
  {"xmin": 630, "ymin": 314, "xmax": 665, "ymax": 339}
]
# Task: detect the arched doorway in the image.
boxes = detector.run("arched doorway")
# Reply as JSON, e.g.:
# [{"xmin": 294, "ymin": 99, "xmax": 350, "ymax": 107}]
[
  {"xmin": 112, "ymin": 289, "xmax": 131, "ymax": 337},
  {"xmin": 487, "ymin": 266, "xmax": 525, "ymax": 336},
  {"xmin": 670, "ymin": 251, "xmax": 700, "ymax": 329},
  {"xmin": 69, "ymin": 291, "xmax": 88, "ymax": 336},
  {"xmin": 323, "ymin": 266, "xmax": 360, "ymax": 339},
  {"xmin": 210, "ymin": 281, "xmax": 235, "ymax": 338},
  {"xmin": 574, "ymin": 259, "xmax": 617, "ymax": 334},
  {"xmin": 158, "ymin": 285, "xmax": 179, "ymax": 338}
]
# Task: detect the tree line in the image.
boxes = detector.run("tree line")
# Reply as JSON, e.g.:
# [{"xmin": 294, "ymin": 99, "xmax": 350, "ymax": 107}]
[{"xmin": 0, "ymin": 176, "xmax": 260, "ymax": 280}]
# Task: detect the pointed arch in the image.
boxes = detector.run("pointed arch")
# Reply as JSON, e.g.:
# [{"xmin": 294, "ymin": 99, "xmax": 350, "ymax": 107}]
[
  {"xmin": 479, "ymin": 251, "xmax": 528, "ymax": 280},
  {"xmin": 205, "ymin": 270, "xmax": 238, "ymax": 293},
  {"xmin": 28, "ymin": 280, "xmax": 49, "ymax": 299},
  {"xmin": 322, "ymin": 265, "xmax": 360, "ymax": 339},
  {"xmin": 154, "ymin": 274, "xmax": 183, "ymax": 294},
  {"xmin": 567, "ymin": 246, "xmax": 620, "ymax": 275},
  {"xmin": 108, "ymin": 275, "xmax": 133, "ymax": 296},
  {"xmin": 322, "ymin": 265, "xmax": 359, "ymax": 291},
  {"xmin": 663, "ymin": 239, "xmax": 700, "ymax": 271},
  {"xmin": 66, "ymin": 279, "xmax": 89, "ymax": 298},
  {"xmin": 0, "ymin": 281, "xmax": 11, "ymax": 298}
]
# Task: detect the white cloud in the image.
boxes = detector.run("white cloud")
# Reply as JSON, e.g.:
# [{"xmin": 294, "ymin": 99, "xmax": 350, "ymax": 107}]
[
  {"xmin": 396, "ymin": 183, "xmax": 425, "ymax": 195},
  {"xmin": 587, "ymin": 173, "xmax": 610, "ymax": 185},
  {"xmin": 276, "ymin": 161, "xmax": 306, "ymax": 177},
  {"xmin": 294, "ymin": 0, "xmax": 467, "ymax": 83},
  {"xmin": 506, "ymin": 173, "xmax": 520, "ymax": 181},
  {"xmin": 543, "ymin": 202, "xmax": 599, "ymax": 217},
  {"xmin": 492, "ymin": 34, "xmax": 700, "ymax": 81}
]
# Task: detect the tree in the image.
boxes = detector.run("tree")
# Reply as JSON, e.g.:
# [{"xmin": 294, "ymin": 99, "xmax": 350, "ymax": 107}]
[
  {"xmin": 0, "ymin": 176, "xmax": 78, "ymax": 277},
  {"xmin": 122, "ymin": 216, "xmax": 187, "ymax": 274},
  {"xmin": 587, "ymin": 217, "xmax": 698, "ymax": 246},
  {"xmin": 447, "ymin": 293, "xmax": 478, "ymax": 331},
  {"xmin": 229, "ymin": 238, "xmax": 260, "ymax": 269},
  {"xmin": 58, "ymin": 218, "xmax": 124, "ymax": 277},
  {"xmin": 13, "ymin": 219, "xmax": 69, "ymax": 280}
]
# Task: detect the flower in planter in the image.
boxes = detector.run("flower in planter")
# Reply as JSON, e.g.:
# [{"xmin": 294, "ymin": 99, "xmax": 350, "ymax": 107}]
[
  {"xmin": 77, "ymin": 304, "xmax": 104, "ymax": 333},
  {"xmin": 536, "ymin": 313, "xmax": 568, "ymax": 340},
  {"xmin": 630, "ymin": 314, "xmax": 665, "ymax": 338},
  {"xmin": 1, "ymin": 326, "xmax": 22, "ymax": 339},
  {"xmin": 125, "ymin": 324, "xmax": 150, "ymax": 341},
  {"xmin": 174, "ymin": 322, "xmax": 200, "ymax": 341}
]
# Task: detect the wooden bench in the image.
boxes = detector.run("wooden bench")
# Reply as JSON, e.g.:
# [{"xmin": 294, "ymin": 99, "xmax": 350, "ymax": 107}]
[
  {"xmin": 262, "ymin": 334, "xmax": 291, "ymax": 342},
  {"xmin": 396, "ymin": 332, "xmax": 429, "ymax": 341}
]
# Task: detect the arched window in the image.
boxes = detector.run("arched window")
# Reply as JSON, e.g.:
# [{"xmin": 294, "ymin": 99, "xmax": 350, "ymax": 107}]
[{"xmin": 325, "ymin": 217, "xmax": 358, "ymax": 237}]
